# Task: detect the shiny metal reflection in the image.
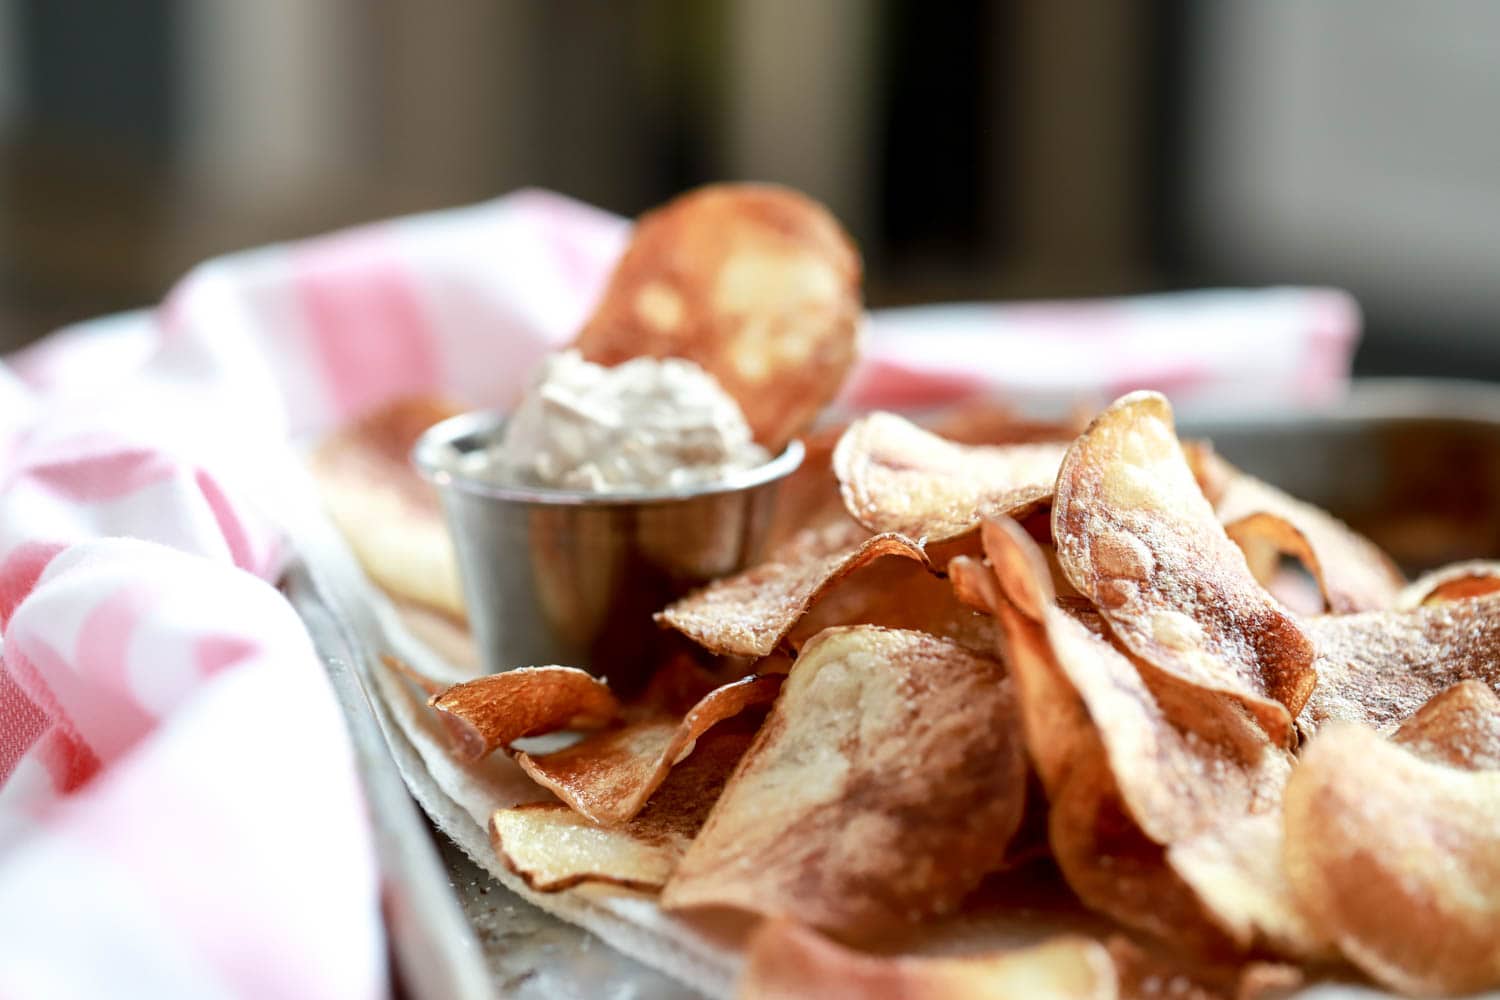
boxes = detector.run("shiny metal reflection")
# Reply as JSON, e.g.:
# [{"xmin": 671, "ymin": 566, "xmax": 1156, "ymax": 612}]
[{"xmin": 413, "ymin": 411, "xmax": 803, "ymax": 693}]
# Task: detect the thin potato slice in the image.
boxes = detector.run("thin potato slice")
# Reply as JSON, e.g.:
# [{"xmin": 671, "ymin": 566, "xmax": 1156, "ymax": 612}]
[
  {"xmin": 310, "ymin": 395, "xmax": 466, "ymax": 619},
  {"xmin": 1300, "ymin": 596, "xmax": 1500, "ymax": 735},
  {"xmin": 1218, "ymin": 473, "xmax": 1404, "ymax": 613},
  {"xmin": 833, "ymin": 411, "xmax": 1062, "ymax": 542},
  {"xmin": 656, "ymin": 518, "xmax": 929, "ymax": 657},
  {"xmin": 662, "ymin": 627, "xmax": 1027, "ymax": 939},
  {"xmin": 1283, "ymin": 723, "xmax": 1500, "ymax": 996},
  {"xmin": 492, "ymin": 729, "xmax": 750, "ymax": 892},
  {"xmin": 1051, "ymin": 392, "xmax": 1315, "ymax": 745},
  {"xmin": 738, "ymin": 919, "xmax": 1117, "ymax": 1000},
  {"xmin": 1392, "ymin": 680, "xmax": 1500, "ymax": 770},
  {"xmin": 1397, "ymin": 559, "xmax": 1500, "ymax": 609},
  {"xmin": 575, "ymin": 183, "xmax": 861, "ymax": 452},
  {"xmin": 1106, "ymin": 937, "xmax": 1303, "ymax": 1000},
  {"xmin": 515, "ymin": 673, "xmax": 783, "ymax": 826},
  {"xmin": 429, "ymin": 666, "xmax": 620, "ymax": 761}
]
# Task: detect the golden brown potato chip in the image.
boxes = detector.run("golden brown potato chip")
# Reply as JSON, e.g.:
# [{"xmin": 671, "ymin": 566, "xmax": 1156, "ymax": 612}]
[
  {"xmin": 514, "ymin": 673, "xmax": 783, "ymax": 826},
  {"xmin": 967, "ymin": 518, "xmax": 1320, "ymax": 957},
  {"xmin": 492, "ymin": 729, "xmax": 750, "ymax": 892},
  {"xmin": 833, "ymin": 411, "xmax": 1063, "ymax": 542},
  {"xmin": 1396, "ymin": 559, "xmax": 1500, "ymax": 609},
  {"xmin": 575, "ymin": 183, "xmax": 861, "ymax": 452},
  {"xmin": 1392, "ymin": 680, "xmax": 1500, "ymax": 771},
  {"xmin": 1283, "ymin": 722, "xmax": 1500, "ymax": 996},
  {"xmin": 310, "ymin": 395, "xmax": 466, "ymax": 619},
  {"xmin": 429, "ymin": 666, "xmax": 620, "ymax": 761},
  {"xmin": 1106, "ymin": 936, "xmax": 1304, "ymax": 1000},
  {"xmin": 1300, "ymin": 596, "xmax": 1500, "ymax": 735},
  {"xmin": 738, "ymin": 919, "xmax": 1118, "ymax": 1000},
  {"xmin": 662, "ymin": 627, "xmax": 1027, "ymax": 938},
  {"xmin": 1051, "ymin": 392, "xmax": 1315, "ymax": 745},
  {"xmin": 922, "ymin": 397, "xmax": 1092, "ymax": 447},
  {"xmin": 1217, "ymin": 473, "xmax": 1404, "ymax": 614},
  {"xmin": 656, "ymin": 518, "xmax": 930, "ymax": 657}
]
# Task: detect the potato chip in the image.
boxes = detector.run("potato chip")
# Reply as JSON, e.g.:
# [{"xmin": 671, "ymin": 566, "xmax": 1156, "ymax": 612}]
[
  {"xmin": 764, "ymin": 422, "xmax": 851, "ymax": 552},
  {"xmin": 1300, "ymin": 596, "xmax": 1500, "ymax": 735},
  {"xmin": 575, "ymin": 183, "xmax": 861, "ymax": 452},
  {"xmin": 1396, "ymin": 559, "xmax": 1500, "ymax": 609},
  {"xmin": 738, "ymin": 919, "xmax": 1117, "ymax": 1000},
  {"xmin": 967, "ymin": 518, "xmax": 1318, "ymax": 956},
  {"xmin": 923, "ymin": 397, "xmax": 1091, "ymax": 447},
  {"xmin": 1283, "ymin": 722, "xmax": 1500, "ymax": 996},
  {"xmin": 1051, "ymin": 392, "xmax": 1315, "ymax": 745},
  {"xmin": 310, "ymin": 395, "xmax": 466, "ymax": 619},
  {"xmin": 662, "ymin": 627, "xmax": 1027, "ymax": 938},
  {"xmin": 429, "ymin": 666, "xmax": 620, "ymax": 761},
  {"xmin": 833, "ymin": 411, "xmax": 1062, "ymax": 542},
  {"xmin": 1217, "ymin": 473, "xmax": 1404, "ymax": 614},
  {"xmin": 1392, "ymin": 680, "xmax": 1500, "ymax": 771},
  {"xmin": 515, "ymin": 673, "xmax": 783, "ymax": 826},
  {"xmin": 492, "ymin": 729, "xmax": 750, "ymax": 892},
  {"xmin": 1106, "ymin": 936, "xmax": 1303, "ymax": 1000},
  {"xmin": 656, "ymin": 518, "xmax": 929, "ymax": 657}
]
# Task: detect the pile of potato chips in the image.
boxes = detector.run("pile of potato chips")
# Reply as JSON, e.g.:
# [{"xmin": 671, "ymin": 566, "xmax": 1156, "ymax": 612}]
[{"xmin": 412, "ymin": 389, "xmax": 1500, "ymax": 999}]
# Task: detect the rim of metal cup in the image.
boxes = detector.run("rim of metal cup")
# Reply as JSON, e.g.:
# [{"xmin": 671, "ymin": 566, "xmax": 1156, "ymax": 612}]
[{"xmin": 412, "ymin": 410, "xmax": 806, "ymax": 506}]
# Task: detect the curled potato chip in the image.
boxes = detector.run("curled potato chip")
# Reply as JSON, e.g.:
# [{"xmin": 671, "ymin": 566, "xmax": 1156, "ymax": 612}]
[
  {"xmin": 1217, "ymin": 473, "xmax": 1404, "ymax": 614},
  {"xmin": 738, "ymin": 919, "xmax": 1118, "ymax": 1000},
  {"xmin": 1392, "ymin": 680, "xmax": 1500, "ymax": 771},
  {"xmin": 429, "ymin": 666, "xmax": 620, "ymax": 761},
  {"xmin": 1300, "ymin": 596, "xmax": 1500, "ymax": 735},
  {"xmin": 1051, "ymin": 392, "xmax": 1315, "ymax": 745},
  {"xmin": 515, "ymin": 673, "xmax": 783, "ymax": 826},
  {"xmin": 310, "ymin": 395, "xmax": 466, "ymax": 619},
  {"xmin": 575, "ymin": 183, "xmax": 861, "ymax": 452},
  {"xmin": 656, "ymin": 518, "xmax": 929, "ymax": 657},
  {"xmin": 492, "ymin": 729, "xmax": 750, "ymax": 892},
  {"xmin": 663, "ymin": 626, "xmax": 1027, "ymax": 938},
  {"xmin": 1396, "ymin": 559, "xmax": 1500, "ymax": 609},
  {"xmin": 967, "ymin": 518, "xmax": 1318, "ymax": 957},
  {"xmin": 1283, "ymin": 722, "xmax": 1500, "ymax": 996},
  {"xmin": 833, "ymin": 411, "xmax": 1062, "ymax": 542}
]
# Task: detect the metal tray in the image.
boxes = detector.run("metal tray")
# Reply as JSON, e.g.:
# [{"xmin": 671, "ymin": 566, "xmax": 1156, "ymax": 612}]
[{"xmin": 293, "ymin": 377, "xmax": 1500, "ymax": 999}]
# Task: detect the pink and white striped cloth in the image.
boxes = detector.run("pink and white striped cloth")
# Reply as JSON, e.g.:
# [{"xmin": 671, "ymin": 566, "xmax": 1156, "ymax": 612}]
[{"xmin": 0, "ymin": 188, "xmax": 1360, "ymax": 999}]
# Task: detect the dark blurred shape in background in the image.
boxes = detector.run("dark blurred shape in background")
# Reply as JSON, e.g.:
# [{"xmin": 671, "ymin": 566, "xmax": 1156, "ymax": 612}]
[{"xmin": 1, "ymin": 1, "xmax": 1497, "ymax": 375}]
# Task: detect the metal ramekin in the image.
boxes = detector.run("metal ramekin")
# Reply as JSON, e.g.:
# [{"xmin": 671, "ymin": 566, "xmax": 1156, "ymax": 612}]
[{"xmin": 413, "ymin": 411, "xmax": 803, "ymax": 693}]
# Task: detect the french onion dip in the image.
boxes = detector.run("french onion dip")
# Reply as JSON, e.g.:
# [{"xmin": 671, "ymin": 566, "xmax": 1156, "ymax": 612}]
[{"xmin": 473, "ymin": 350, "xmax": 770, "ymax": 492}]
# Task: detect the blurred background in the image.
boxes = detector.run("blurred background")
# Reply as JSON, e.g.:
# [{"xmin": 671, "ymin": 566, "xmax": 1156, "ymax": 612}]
[{"xmin": 0, "ymin": 0, "xmax": 1497, "ymax": 374}]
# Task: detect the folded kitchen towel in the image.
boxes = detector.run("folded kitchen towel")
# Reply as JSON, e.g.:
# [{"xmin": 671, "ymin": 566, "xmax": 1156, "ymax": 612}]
[{"xmin": 0, "ymin": 188, "xmax": 1359, "ymax": 999}]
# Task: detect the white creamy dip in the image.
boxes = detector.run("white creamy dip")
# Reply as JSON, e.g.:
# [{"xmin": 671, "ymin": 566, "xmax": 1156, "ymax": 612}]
[{"xmin": 475, "ymin": 350, "xmax": 770, "ymax": 492}]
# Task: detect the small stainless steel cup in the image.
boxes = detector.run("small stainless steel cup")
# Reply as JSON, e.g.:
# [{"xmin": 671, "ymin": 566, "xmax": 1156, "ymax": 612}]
[{"xmin": 413, "ymin": 412, "xmax": 803, "ymax": 694}]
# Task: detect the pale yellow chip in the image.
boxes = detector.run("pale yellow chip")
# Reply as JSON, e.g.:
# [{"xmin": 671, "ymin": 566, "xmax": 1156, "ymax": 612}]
[
  {"xmin": 1396, "ymin": 559, "xmax": 1500, "ymax": 609},
  {"xmin": 1218, "ymin": 473, "xmax": 1404, "ymax": 614},
  {"xmin": 1051, "ymin": 392, "xmax": 1315, "ymax": 745},
  {"xmin": 515, "ymin": 673, "xmax": 783, "ymax": 826},
  {"xmin": 1283, "ymin": 722, "xmax": 1500, "ymax": 996},
  {"xmin": 310, "ymin": 395, "xmax": 466, "ymax": 619},
  {"xmin": 738, "ymin": 920, "xmax": 1118, "ymax": 1000},
  {"xmin": 662, "ymin": 626, "xmax": 1027, "ymax": 939},
  {"xmin": 656, "ymin": 517, "xmax": 930, "ymax": 657},
  {"xmin": 429, "ymin": 666, "xmax": 620, "ymax": 761},
  {"xmin": 834, "ymin": 410, "xmax": 1062, "ymax": 542}
]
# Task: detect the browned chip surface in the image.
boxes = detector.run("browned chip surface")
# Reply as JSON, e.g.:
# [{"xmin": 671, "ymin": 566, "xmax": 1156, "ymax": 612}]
[
  {"xmin": 309, "ymin": 395, "xmax": 466, "ymax": 619},
  {"xmin": 923, "ymin": 397, "xmax": 1091, "ymax": 447},
  {"xmin": 1217, "ymin": 473, "xmax": 1403, "ymax": 614},
  {"xmin": 656, "ymin": 517, "xmax": 929, "ymax": 657},
  {"xmin": 1106, "ymin": 936, "xmax": 1303, "ymax": 1000},
  {"xmin": 1300, "ymin": 596, "xmax": 1500, "ymax": 735},
  {"xmin": 429, "ymin": 666, "xmax": 620, "ymax": 761},
  {"xmin": 1051, "ymin": 392, "xmax": 1315, "ymax": 745},
  {"xmin": 1283, "ymin": 722, "xmax": 1500, "ymax": 996},
  {"xmin": 515, "ymin": 673, "xmax": 783, "ymax": 826},
  {"xmin": 492, "ymin": 729, "xmax": 750, "ymax": 892},
  {"xmin": 833, "ymin": 411, "xmax": 1062, "ymax": 542},
  {"xmin": 662, "ymin": 626, "xmax": 1026, "ymax": 938},
  {"xmin": 1397, "ymin": 559, "xmax": 1500, "ymax": 609},
  {"xmin": 1392, "ymin": 680, "xmax": 1500, "ymax": 770},
  {"xmin": 739, "ymin": 919, "xmax": 1118, "ymax": 1000},
  {"xmin": 575, "ymin": 183, "xmax": 861, "ymax": 452}
]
